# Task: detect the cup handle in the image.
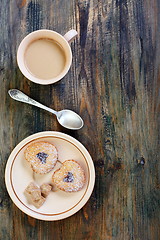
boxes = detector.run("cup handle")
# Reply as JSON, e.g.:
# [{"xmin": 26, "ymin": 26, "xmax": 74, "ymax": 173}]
[{"xmin": 63, "ymin": 29, "xmax": 78, "ymax": 43}]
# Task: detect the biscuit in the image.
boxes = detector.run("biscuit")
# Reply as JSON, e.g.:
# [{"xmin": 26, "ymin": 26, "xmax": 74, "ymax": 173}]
[
  {"xmin": 24, "ymin": 141, "xmax": 58, "ymax": 174},
  {"xmin": 52, "ymin": 160, "xmax": 85, "ymax": 192}
]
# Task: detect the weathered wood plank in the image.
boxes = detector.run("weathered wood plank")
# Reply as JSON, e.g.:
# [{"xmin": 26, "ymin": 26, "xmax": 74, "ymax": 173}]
[{"xmin": 0, "ymin": 0, "xmax": 159, "ymax": 239}]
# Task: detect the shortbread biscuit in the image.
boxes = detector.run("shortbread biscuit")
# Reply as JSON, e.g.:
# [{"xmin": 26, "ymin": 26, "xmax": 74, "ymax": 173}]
[
  {"xmin": 52, "ymin": 160, "xmax": 85, "ymax": 192},
  {"xmin": 24, "ymin": 141, "xmax": 58, "ymax": 174}
]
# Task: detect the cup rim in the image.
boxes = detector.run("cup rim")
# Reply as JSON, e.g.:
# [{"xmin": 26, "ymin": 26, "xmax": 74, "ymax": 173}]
[{"xmin": 17, "ymin": 29, "xmax": 72, "ymax": 85}]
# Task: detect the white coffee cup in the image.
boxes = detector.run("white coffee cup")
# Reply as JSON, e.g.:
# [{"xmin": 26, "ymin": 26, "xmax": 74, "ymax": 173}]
[{"xmin": 17, "ymin": 29, "xmax": 78, "ymax": 85}]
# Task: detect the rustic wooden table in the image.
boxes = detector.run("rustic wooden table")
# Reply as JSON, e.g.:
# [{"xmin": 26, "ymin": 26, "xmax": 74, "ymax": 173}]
[{"xmin": 0, "ymin": 0, "xmax": 160, "ymax": 239}]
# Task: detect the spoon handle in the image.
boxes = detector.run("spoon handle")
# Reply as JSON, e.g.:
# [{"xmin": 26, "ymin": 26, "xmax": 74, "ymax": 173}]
[{"xmin": 8, "ymin": 89, "xmax": 57, "ymax": 115}]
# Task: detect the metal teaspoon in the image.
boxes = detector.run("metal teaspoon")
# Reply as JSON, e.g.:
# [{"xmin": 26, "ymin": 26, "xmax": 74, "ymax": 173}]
[{"xmin": 8, "ymin": 89, "xmax": 84, "ymax": 130}]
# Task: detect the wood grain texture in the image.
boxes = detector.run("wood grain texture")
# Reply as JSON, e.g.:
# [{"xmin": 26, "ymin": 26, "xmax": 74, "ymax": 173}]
[{"xmin": 0, "ymin": 0, "xmax": 160, "ymax": 239}]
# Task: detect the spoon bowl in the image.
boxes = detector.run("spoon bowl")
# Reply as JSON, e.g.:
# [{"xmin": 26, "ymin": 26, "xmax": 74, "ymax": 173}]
[
  {"xmin": 8, "ymin": 89, "xmax": 84, "ymax": 130},
  {"xmin": 57, "ymin": 110, "xmax": 83, "ymax": 130}
]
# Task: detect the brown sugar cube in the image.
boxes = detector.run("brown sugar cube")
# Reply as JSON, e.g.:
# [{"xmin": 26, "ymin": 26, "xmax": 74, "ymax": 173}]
[
  {"xmin": 24, "ymin": 192, "xmax": 45, "ymax": 208},
  {"xmin": 24, "ymin": 190, "xmax": 33, "ymax": 205},
  {"xmin": 24, "ymin": 182, "xmax": 41, "ymax": 201},
  {"xmin": 40, "ymin": 183, "xmax": 52, "ymax": 198},
  {"xmin": 24, "ymin": 182, "xmax": 46, "ymax": 208},
  {"xmin": 32, "ymin": 196, "xmax": 46, "ymax": 209}
]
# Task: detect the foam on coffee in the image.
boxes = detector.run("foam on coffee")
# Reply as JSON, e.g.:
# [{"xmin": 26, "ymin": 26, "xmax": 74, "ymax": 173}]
[{"xmin": 24, "ymin": 38, "xmax": 66, "ymax": 80}]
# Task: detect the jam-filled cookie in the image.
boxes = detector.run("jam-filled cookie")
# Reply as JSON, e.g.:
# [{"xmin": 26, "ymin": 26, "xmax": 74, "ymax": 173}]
[
  {"xmin": 24, "ymin": 141, "xmax": 58, "ymax": 174},
  {"xmin": 52, "ymin": 160, "xmax": 85, "ymax": 192}
]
